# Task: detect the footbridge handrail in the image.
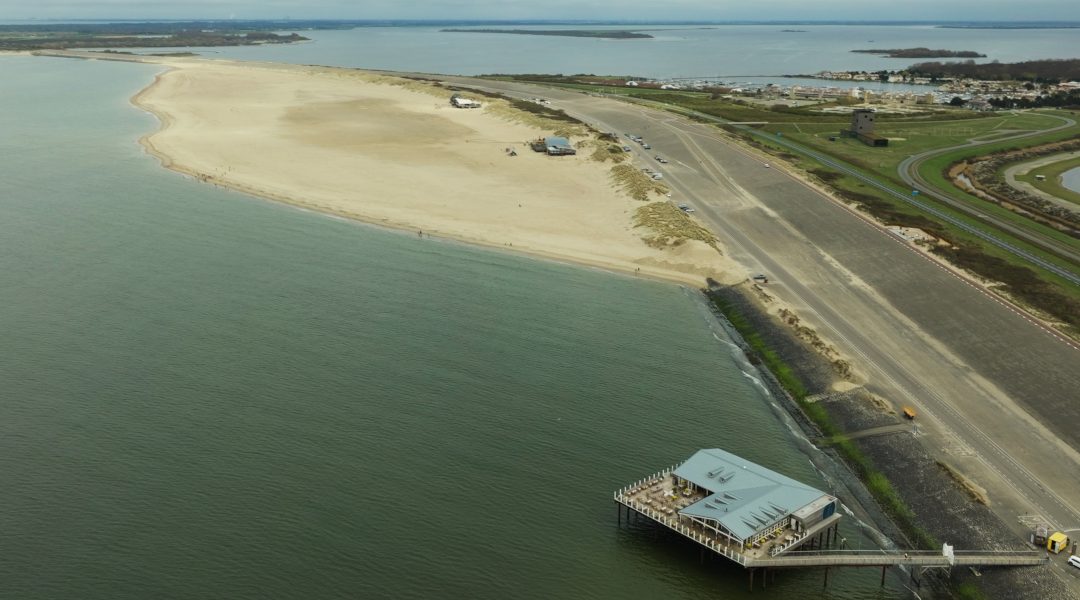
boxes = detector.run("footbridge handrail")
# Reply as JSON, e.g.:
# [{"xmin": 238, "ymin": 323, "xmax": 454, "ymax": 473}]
[{"xmin": 745, "ymin": 548, "xmax": 1048, "ymax": 568}]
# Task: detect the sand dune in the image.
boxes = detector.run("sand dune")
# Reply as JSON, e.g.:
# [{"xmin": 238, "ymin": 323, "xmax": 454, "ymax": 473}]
[{"xmin": 133, "ymin": 58, "xmax": 738, "ymax": 286}]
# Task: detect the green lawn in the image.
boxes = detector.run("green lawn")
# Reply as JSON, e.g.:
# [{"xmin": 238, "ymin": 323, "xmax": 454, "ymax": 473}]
[
  {"xmin": 1017, "ymin": 154, "xmax": 1080, "ymax": 207},
  {"xmin": 911, "ymin": 114, "xmax": 1080, "ymax": 253},
  {"xmin": 761, "ymin": 112, "xmax": 1067, "ymax": 181},
  {"xmin": 755, "ymin": 109, "xmax": 1080, "ymax": 257}
]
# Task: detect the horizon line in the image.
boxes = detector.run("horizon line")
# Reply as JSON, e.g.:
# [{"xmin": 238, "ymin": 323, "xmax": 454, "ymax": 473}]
[{"xmin": 4, "ymin": 18, "xmax": 1080, "ymax": 25}]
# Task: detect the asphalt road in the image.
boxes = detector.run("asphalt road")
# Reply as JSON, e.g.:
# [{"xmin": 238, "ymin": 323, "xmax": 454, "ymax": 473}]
[
  {"xmin": 621, "ymin": 96, "xmax": 1080, "ymax": 284},
  {"xmin": 438, "ymin": 76, "xmax": 1080, "ymax": 556},
  {"xmin": 897, "ymin": 113, "xmax": 1080, "ymax": 269}
]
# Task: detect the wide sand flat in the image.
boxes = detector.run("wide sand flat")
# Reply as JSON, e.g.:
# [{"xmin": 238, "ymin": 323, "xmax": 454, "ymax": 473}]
[{"xmin": 133, "ymin": 59, "xmax": 736, "ymax": 285}]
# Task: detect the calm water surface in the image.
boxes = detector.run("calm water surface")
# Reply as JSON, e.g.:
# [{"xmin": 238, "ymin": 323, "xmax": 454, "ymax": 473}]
[
  {"xmin": 0, "ymin": 56, "xmax": 900, "ymax": 598},
  {"xmin": 1062, "ymin": 167, "xmax": 1080, "ymax": 194},
  {"xmin": 178, "ymin": 24, "xmax": 1080, "ymax": 83}
]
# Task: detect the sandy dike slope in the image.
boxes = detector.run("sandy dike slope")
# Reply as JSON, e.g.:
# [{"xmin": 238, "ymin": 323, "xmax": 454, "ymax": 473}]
[{"xmin": 133, "ymin": 58, "xmax": 742, "ymax": 286}]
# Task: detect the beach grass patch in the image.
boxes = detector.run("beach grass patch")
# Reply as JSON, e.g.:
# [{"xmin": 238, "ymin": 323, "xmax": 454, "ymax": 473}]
[
  {"xmin": 588, "ymin": 141, "xmax": 629, "ymax": 163},
  {"xmin": 611, "ymin": 164, "xmax": 669, "ymax": 201},
  {"xmin": 483, "ymin": 98, "xmax": 589, "ymax": 138},
  {"xmin": 633, "ymin": 202, "xmax": 718, "ymax": 250}
]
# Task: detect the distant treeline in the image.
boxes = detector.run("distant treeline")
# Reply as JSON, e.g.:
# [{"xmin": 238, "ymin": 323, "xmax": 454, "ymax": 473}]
[
  {"xmin": 908, "ymin": 58, "xmax": 1080, "ymax": 83},
  {"xmin": 0, "ymin": 21, "xmax": 342, "ymax": 34},
  {"xmin": 988, "ymin": 89, "xmax": 1080, "ymax": 109},
  {"xmin": 482, "ymin": 73, "xmax": 636, "ymax": 84},
  {"xmin": 0, "ymin": 26, "xmax": 307, "ymax": 51},
  {"xmin": 442, "ymin": 28, "xmax": 652, "ymax": 39},
  {"xmin": 851, "ymin": 47, "xmax": 985, "ymax": 58}
]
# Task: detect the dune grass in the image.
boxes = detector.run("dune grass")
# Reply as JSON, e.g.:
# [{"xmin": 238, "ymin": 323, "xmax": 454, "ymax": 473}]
[{"xmin": 633, "ymin": 202, "xmax": 717, "ymax": 249}]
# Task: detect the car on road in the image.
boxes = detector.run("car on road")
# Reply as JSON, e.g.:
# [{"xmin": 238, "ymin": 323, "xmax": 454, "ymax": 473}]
[
  {"xmin": 642, "ymin": 143, "xmax": 651, "ymax": 149},
  {"xmin": 763, "ymin": 163, "xmax": 770, "ymax": 168},
  {"xmin": 622, "ymin": 145, "xmax": 632, "ymax": 152},
  {"xmin": 677, "ymin": 204, "xmax": 695, "ymax": 213},
  {"xmin": 655, "ymin": 155, "xmax": 668, "ymax": 163},
  {"xmin": 1068, "ymin": 555, "xmax": 1080, "ymax": 569}
]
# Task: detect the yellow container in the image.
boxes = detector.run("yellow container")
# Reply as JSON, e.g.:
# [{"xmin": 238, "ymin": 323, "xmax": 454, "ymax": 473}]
[{"xmin": 1048, "ymin": 532, "xmax": 1070, "ymax": 554}]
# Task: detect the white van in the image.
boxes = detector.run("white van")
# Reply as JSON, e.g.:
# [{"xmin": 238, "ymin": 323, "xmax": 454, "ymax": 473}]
[{"xmin": 1068, "ymin": 555, "xmax": 1080, "ymax": 569}]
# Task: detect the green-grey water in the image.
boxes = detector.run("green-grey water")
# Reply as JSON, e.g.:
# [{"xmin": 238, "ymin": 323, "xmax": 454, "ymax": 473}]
[
  {"xmin": 137, "ymin": 23, "xmax": 1080, "ymax": 85},
  {"xmin": 0, "ymin": 56, "xmax": 899, "ymax": 598},
  {"xmin": 1063, "ymin": 167, "xmax": 1080, "ymax": 194}
]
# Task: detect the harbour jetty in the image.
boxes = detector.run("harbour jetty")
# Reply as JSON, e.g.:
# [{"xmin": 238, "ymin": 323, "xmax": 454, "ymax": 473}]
[{"xmin": 615, "ymin": 449, "xmax": 1047, "ymax": 590}]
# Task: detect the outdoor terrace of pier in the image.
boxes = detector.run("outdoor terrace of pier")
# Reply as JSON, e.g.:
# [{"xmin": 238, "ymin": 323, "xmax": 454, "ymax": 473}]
[{"xmin": 614, "ymin": 468, "xmax": 840, "ymax": 565}]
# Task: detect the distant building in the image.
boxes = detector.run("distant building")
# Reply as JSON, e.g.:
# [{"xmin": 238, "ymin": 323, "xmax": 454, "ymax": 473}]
[
  {"xmin": 851, "ymin": 108, "xmax": 876, "ymax": 135},
  {"xmin": 841, "ymin": 108, "xmax": 888, "ymax": 147}
]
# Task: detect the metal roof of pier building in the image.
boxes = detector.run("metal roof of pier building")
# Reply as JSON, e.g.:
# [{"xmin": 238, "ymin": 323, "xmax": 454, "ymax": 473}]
[{"xmin": 674, "ymin": 448, "xmax": 833, "ymax": 542}]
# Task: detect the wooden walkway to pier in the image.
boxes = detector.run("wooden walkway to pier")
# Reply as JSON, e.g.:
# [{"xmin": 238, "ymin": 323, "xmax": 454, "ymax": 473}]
[
  {"xmin": 746, "ymin": 549, "xmax": 1047, "ymax": 568},
  {"xmin": 617, "ymin": 492, "xmax": 1046, "ymax": 570}
]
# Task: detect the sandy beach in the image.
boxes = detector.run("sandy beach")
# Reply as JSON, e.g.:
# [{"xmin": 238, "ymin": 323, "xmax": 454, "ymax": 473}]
[{"xmin": 129, "ymin": 57, "xmax": 740, "ymax": 286}]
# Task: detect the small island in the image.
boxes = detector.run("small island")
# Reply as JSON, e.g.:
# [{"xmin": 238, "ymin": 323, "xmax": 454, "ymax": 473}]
[
  {"xmin": 0, "ymin": 22, "xmax": 308, "ymax": 51},
  {"xmin": 441, "ymin": 28, "xmax": 653, "ymax": 39},
  {"xmin": 938, "ymin": 23, "xmax": 1080, "ymax": 29},
  {"xmin": 852, "ymin": 47, "xmax": 986, "ymax": 58}
]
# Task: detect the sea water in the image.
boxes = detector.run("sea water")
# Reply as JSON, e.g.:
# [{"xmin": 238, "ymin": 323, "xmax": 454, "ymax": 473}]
[
  {"xmin": 1061, "ymin": 167, "xmax": 1080, "ymax": 194},
  {"xmin": 0, "ymin": 56, "xmax": 900, "ymax": 598},
  {"xmin": 153, "ymin": 23, "xmax": 1080, "ymax": 85}
]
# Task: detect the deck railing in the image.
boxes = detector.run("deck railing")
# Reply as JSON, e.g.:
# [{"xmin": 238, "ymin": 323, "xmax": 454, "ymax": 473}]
[{"xmin": 615, "ymin": 487, "xmax": 748, "ymax": 566}]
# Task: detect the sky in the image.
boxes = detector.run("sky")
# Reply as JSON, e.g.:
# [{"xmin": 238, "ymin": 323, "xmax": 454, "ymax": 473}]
[{"xmin": 1, "ymin": 0, "xmax": 1078, "ymax": 23}]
